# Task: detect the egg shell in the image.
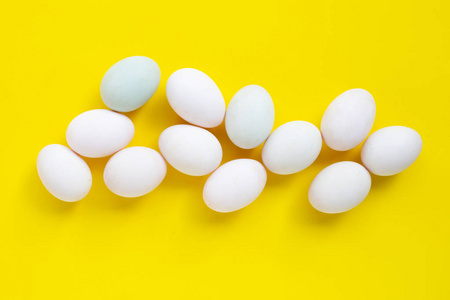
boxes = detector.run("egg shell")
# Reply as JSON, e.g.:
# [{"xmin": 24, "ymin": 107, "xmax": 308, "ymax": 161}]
[
  {"xmin": 225, "ymin": 85, "xmax": 275, "ymax": 149},
  {"xmin": 100, "ymin": 56, "xmax": 161, "ymax": 112},
  {"xmin": 158, "ymin": 124, "xmax": 222, "ymax": 176},
  {"xmin": 166, "ymin": 68, "xmax": 225, "ymax": 128},
  {"xmin": 66, "ymin": 109, "xmax": 134, "ymax": 158},
  {"xmin": 262, "ymin": 121, "xmax": 322, "ymax": 175},
  {"xmin": 37, "ymin": 144, "xmax": 92, "ymax": 202},
  {"xmin": 361, "ymin": 126, "xmax": 422, "ymax": 176},
  {"xmin": 309, "ymin": 161, "xmax": 371, "ymax": 213},
  {"xmin": 203, "ymin": 159, "xmax": 267, "ymax": 213},
  {"xmin": 104, "ymin": 147, "xmax": 167, "ymax": 198},
  {"xmin": 321, "ymin": 88, "xmax": 376, "ymax": 151}
]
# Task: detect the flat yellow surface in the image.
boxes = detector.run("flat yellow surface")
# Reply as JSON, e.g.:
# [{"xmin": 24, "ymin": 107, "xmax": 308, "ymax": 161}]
[{"xmin": 1, "ymin": 0, "xmax": 449, "ymax": 299}]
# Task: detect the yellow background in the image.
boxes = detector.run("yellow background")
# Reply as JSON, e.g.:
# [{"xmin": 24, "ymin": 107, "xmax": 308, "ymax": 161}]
[{"xmin": 1, "ymin": 0, "xmax": 449, "ymax": 299}]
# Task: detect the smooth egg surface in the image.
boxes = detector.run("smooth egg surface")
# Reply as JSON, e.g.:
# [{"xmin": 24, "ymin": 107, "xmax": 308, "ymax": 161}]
[
  {"xmin": 104, "ymin": 147, "xmax": 167, "ymax": 198},
  {"xmin": 158, "ymin": 124, "xmax": 222, "ymax": 176},
  {"xmin": 100, "ymin": 56, "xmax": 161, "ymax": 112},
  {"xmin": 321, "ymin": 88, "xmax": 376, "ymax": 151},
  {"xmin": 166, "ymin": 68, "xmax": 225, "ymax": 128},
  {"xmin": 262, "ymin": 121, "xmax": 322, "ymax": 175},
  {"xmin": 361, "ymin": 126, "xmax": 422, "ymax": 176},
  {"xmin": 203, "ymin": 159, "xmax": 267, "ymax": 213},
  {"xmin": 37, "ymin": 144, "xmax": 92, "ymax": 202},
  {"xmin": 308, "ymin": 161, "xmax": 371, "ymax": 213},
  {"xmin": 225, "ymin": 85, "xmax": 275, "ymax": 149},
  {"xmin": 66, "ymin": 109, "xmax": 134, "ymax": 158}
]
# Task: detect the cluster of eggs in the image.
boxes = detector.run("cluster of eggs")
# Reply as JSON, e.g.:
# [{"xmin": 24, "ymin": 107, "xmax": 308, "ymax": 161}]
[{"xmin": 37, "ymin": 56, "xmax": 422, "ymax": 214}]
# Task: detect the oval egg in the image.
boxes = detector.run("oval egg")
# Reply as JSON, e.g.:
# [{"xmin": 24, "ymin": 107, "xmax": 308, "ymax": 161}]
[
  {"xmin": 166, "ymin": 68, "xmax": 225, "ymax": 128},
  {"xmin": 101, "ymin": 56, "xmax": 161, "ymax": 112},
  {"xmin": 361, "ymin": 126, "xmax": 422, "ymax": 176},
  {"xmin": 321, "ymin": 88, "xmax": 376, "ymax": 151},
  {"xmin": 225, "ymin": 85, "xmax": 275, "ymax": 149},
  {"xmin": 66, "ymin": 109, "xmax": 134, "ymax": 158},
  {"xmin": 203, "ymin": 159, "xmax": 267, "ymax": 213},
  {"xmin": 308, "ymin": 161, "xmax": 371, "ymax": 213},
  {"xmin": 158, "ymin": 124, "xmax": 222, "ymax": 176},
  {"xmin": 104, "ymin": 147, "xmax": 167, "ymax": 198},
  {"xmin": 37, "ymin": 144, "xmax": 92, "ymax": 202},
  {"xmin": 262, "ymin": 121, "xmax": 322, "ymax": 175}
]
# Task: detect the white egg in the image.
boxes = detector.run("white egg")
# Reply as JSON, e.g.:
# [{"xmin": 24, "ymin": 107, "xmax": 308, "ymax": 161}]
[
  {"xmin": 262, "ymin": 121, "xmax": 322, "ymax": 175},
  {"xmin": 225, "ymin": 85, "xmax": 275, "ymax": 149},
  {"xmin": 37, "ymin": 144, "xmax": 92, "ymax": 202},
  {"xmin": 104, "ymin": 147, "xmax": 166, "ymax": 198},
  {"xmin": 66, "ymin": 109, "xmax": 134, "ymax": 158},
  {"xmin": 166, "ymin": 68, "xmax": 225, "ymax": 128},
  {"xmin": 100, "ymin": 56, "xmax": 161, "ymax": 112},
  {"xmin": 308, "ymin": 161, "xmax": 371, "ymax": 214},
  {"xmin": 158, "ymin": 124, "xmax": 222, "ymax": 176},
  {"xmin": 321, "ymin": 88, "xmax": 376, "ymax": 151},
  {"xmin": 203, "ymin": 159, "xmax": 267, "ymax": 213},
  {"xmin": 361, "ymin": 126, "xmax": 422, "ymax": 176}
]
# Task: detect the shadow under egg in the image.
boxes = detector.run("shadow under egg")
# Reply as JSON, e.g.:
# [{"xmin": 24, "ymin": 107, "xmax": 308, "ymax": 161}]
[{"xmin": 314, "ymin": 142, "xmax": 363, "ymax": 168}]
